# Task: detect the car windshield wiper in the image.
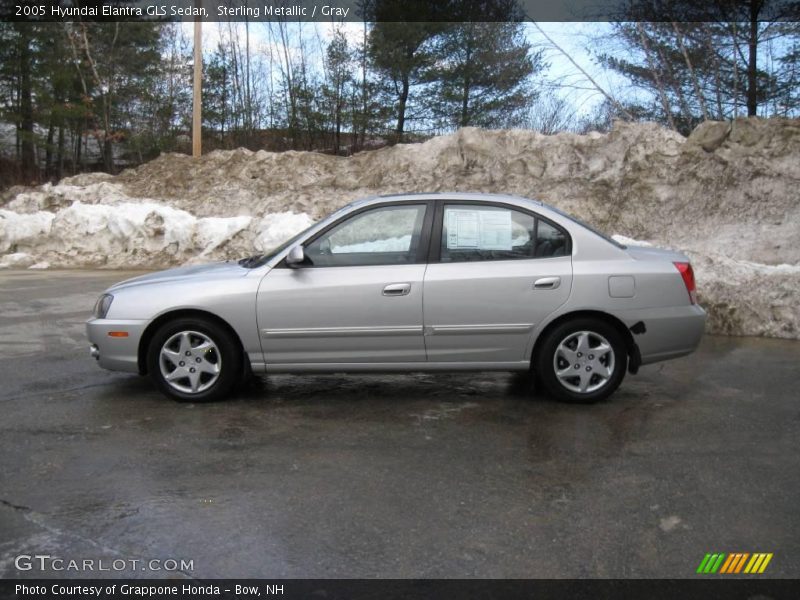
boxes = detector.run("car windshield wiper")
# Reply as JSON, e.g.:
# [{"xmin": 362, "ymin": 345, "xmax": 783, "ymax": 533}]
[{"xmin": 238, "ymin": 254, "xmax": 267, "ymax": 268}]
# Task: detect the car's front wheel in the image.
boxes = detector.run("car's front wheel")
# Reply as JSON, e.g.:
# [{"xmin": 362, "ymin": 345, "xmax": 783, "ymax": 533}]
[
  {"xmin": 147, "ymin": 317, "xmax": 242, "ymax": 402},
  {"xmin": 535, "ymin": 318, "xmax": 627, "ymax": 403}
]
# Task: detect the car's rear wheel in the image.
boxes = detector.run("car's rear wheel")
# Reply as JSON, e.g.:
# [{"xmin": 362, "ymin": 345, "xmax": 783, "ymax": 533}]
[
  {"xmin": 535, "ymin": 317, "xmax": 627, "ymax": 403},
  {"xmin": 147, "ymin": 317, "xmax": 241, "ymax": 402}
]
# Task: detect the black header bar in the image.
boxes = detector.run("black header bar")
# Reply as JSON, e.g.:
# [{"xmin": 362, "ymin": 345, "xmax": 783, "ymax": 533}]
[
  {"xmin": 3, "ymin": 0, "xmax": 800, "ymax": 23},
  {"xmin": 3, "ymin": 579, "xmax": 800, "ymax": 600}
]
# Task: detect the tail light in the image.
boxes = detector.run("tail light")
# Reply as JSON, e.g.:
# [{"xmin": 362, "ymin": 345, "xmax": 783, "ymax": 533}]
[{"xmin": 673, "ymin": 262, "xmax": 697, "ymax": 304}]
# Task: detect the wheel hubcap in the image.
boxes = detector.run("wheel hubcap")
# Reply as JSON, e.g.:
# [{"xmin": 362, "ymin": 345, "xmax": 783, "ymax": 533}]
[
  {"xmin": 553, "ymin": 330, "xmax": 615, "ymax": 394},
  {"xmin": 159, "ymin": 330, "xmax": 221, "ymax": 394}
]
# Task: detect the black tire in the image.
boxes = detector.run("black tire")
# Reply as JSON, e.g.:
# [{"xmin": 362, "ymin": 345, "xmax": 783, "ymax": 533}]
[
  {"xmin": 146, "ymin": 317, "xmax": 242, "ymax": 402},
  {"xmin": 534, "ymin": 317, "xmax": 627, "ymax": 404}
]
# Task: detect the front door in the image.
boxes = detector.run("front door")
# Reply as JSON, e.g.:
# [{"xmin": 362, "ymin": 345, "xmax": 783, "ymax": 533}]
[
  {"xmin": 423, "ymin": 202, "xmax": 573, "ymax": 363},
  {"xmin": 257, "ymin": 203, "xmax": 430, "ymax": 365}
]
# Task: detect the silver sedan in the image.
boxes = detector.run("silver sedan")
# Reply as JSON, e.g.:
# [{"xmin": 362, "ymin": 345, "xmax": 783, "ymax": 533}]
[{"xmin": 87, "ymin": 193, "xmax": 706, "ymax": 403}]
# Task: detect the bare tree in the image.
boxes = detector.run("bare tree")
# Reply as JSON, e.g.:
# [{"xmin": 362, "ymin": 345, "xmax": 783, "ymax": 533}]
[{"xmin": 520, "ymin": 92, "xmax": 578, "ymax": 134}]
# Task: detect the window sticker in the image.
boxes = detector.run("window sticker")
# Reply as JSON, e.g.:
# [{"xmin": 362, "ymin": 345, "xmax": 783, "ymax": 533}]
[
  {"xmin": 446, "ymin": 210, "xmax": 479, "ymax": 248},
  {"xmin": 446, "ymin": 209, "xmax": 512, "ymax": 250},
  {"xmin": 479, "ymin": 210, "xmax": 513, "ymax": 250}
]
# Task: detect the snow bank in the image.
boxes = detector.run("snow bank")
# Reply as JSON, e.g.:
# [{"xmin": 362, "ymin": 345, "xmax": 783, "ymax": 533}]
[
  {"xmin": 1, "ymin": 117, "xmax": 798, "ymax": 339},
  {"xmin": 690, "ymin": 251, "xmax": 800, "ymax": 339},
  {"xmin": 0, "ymin": 202, "xmax": 312, "ymax": 268},
  {"xmin": 253, "ymin": 212, "xmax": 315, "ymax": 253},
  {"xmin": 0, "ymin": 209, "xmax": 54, "ymax": 253},
  {"xmin": 0, "ymin": 252, "xmax": 36, "ymax": 268},
  {"xmin": 335, "ymin": 235, "xmax": 412, "ymax": 253},
  {"xmin": 611, "ymin": 234, "xmax": 653, "ymax": 247}
]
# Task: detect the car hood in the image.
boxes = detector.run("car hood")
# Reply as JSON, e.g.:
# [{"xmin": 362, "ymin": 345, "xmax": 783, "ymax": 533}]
[{"xmin": 107, "ymin": 261, "xmax": 259, "ymax": 292}]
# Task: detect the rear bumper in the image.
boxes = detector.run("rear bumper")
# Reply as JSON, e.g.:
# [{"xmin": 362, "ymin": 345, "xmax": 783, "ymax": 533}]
[
  {"xmin": 615, "ymin": 304, "xmax": 706, "ymax": 366},
  {"xmin": 86, "ymin": 318, "xmax": 148, "ymax": 373}
]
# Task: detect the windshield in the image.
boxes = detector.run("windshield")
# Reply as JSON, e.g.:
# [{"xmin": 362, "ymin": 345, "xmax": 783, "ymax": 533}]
[{"xmin": 542, "ymin": 203, "xmax": 627, "ymax": 249}]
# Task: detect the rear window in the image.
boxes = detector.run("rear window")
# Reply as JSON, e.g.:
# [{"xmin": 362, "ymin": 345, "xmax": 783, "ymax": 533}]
[{"xmin": 543, "ymin": 203, "xmax": 626, "ymax": 249}]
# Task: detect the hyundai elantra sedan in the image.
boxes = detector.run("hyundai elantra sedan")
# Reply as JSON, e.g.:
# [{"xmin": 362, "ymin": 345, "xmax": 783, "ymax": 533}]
[{"xmin": 87, "ymin": 193, "xmax": 705, "ymax": 403}]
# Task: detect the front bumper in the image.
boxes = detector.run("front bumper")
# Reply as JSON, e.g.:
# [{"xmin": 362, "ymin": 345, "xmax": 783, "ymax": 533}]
[{"xmin": 86, "ymin": 318, "xmax": 148, "ymax": 373}]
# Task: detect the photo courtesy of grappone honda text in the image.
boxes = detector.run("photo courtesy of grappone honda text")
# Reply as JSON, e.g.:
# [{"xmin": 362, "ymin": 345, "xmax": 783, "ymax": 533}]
[{"xmin": 87, "ymin": 193, "xmax": 706, "ymax": 403}]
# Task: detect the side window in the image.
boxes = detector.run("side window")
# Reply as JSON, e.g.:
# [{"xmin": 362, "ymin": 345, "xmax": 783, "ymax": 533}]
[
  {"xmin": 304, "ymin": 204, "xmax": 427, "ymax": 267},
  {"xmin": 441, "ymin": 204, "xmax": 535, "ymax": 262},
  {"xmin": 536, "ymin": 219, "xmax": 568, "ymax": 257},
  {"xmin": 440, "ymin": 204, "xmax": 568, "ymax": 262}
]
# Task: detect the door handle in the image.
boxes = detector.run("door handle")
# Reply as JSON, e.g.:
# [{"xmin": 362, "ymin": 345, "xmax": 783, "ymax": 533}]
[
  {"xmin": 382, "ymin": 283, "xmax": 411, "ymax": 296},
  {"xmin": 533, "ymin": 276, "xmax": 561, "ymax": 290}
]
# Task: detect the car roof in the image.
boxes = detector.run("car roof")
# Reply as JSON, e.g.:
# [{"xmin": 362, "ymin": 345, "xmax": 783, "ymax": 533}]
[
  {"xmin": 380, "ymin": 191, "xmax": 542, "ymax": 204},
  {"xmin": 350, "ymin": 192, "xmax": 545, "ymax": 208}
]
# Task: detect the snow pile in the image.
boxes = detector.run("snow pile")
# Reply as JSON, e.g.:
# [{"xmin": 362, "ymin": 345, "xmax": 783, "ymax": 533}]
[
  {"xmin": 0, "ymin": 252, "xmax": 37, "ymax": 269},
  {"xmin": 253, "ymin": 212, "xmax": 316, "ymax": 253},
  {"xmin": 611, "ymin": 234, "xmax": 652, "ymax": 247},
  {"xmin": 1, "ymin": 116, "xmax": 798, "ymax": 338},
  {"xmin": 0, "ymin": 209, "xmax": 54, "ymax": 252},
  {"xmin": 0, "ymin": 202, "xmax": 312, "ymax": 268},
  {"xmin": 690, "ymin": 253, "xmax": 800, "ymax": 338},
  {"xmin": 335, "ymin": 234, "xmax": 412, "ymax": 253}
]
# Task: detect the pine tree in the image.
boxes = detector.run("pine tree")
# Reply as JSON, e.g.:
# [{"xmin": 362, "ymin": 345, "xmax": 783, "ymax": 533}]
[
  {"xmin": 427, "ymin": 21, "xmax": 542, "ymax": 128},
  {"xmin": 322, "ymin": 30, "xmax": 355, "ymax": 154}
]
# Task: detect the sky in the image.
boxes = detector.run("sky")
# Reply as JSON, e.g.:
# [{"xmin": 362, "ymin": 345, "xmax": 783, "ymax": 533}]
[{"xmin": 524, "ymin": 22, "xmax": 626, "ymax": 115}]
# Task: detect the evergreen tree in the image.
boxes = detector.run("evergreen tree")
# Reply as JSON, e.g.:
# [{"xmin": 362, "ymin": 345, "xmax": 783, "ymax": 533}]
[
  {"xmin": 0, "ymin": 23, "xmax": 38, "ymax": 171},
  {"xmin": 204, "ymin": 44, "xmax": 234, "ymax": 144},
  {"xmin": 427, "ymin": 20, "xmax": 542, "ymax": 128},
  {"xmin": 322, "ymin": 30, "xmax": 355, "ymax": 154},
  {"xmin": 365, "ymin": 0, "xmax": 448, "ymax": 138},
  {"xmin": 367, "ymin": 20, "xmax": 444, "ymax": 137}
]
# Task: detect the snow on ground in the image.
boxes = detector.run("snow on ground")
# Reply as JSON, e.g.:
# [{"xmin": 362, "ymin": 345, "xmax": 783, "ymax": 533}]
[
  {"xmin": 611, "ymin": 234, "xmax": 653, "ymax": 247},
  {"xmin": 689, "ymin": 251, "xmax": 800, "ymax": 339},
  {"xmin": 1, "ymin": 117, "xmax": 798, "ymax": 339},
  {"xmin": 0, "ymin": 252, "xmax": 36, "ymax": 269},
  {"xmin": 0, "ymin": 202, "xmax": 313, "ymax": 268},
  {"xmin": 334, "ymin": 235, "xmax": 412, "ymax": 253},
  {"xmin": 253, "ymin": 212, "xmax": 315, "ymax": 253}
]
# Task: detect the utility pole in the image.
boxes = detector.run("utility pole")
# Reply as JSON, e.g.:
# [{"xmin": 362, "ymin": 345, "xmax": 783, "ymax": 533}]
[{"xmin": 192, "ymin": 8, "xmax": 202, "ymax": 157}]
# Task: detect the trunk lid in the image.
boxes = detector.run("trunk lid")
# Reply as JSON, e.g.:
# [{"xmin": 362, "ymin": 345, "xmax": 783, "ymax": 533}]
[{"xmin": 625, "ymin": 245, "xmax": 690, "ymax": 263}]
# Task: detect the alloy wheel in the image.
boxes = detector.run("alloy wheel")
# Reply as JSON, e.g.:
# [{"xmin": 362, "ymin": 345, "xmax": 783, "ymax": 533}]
[
  {"xmin": 552, "ymin": 330, "xmax": 615, "ymax": 394},
  {"xmin": 159, "ymin": 330, "xmax": 221, "ymax": 394}
]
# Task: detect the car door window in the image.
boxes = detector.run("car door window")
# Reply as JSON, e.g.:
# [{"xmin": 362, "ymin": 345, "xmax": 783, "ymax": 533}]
[
  {"xmin": 441, "ymin": 204, "xmax": 533, "ymax": 262},
  {"xmin": 305, "ymin": 204, "xmax": 427, "ymax": 267},
  {"xmin": 535, "ymin": 219, "xmax": 568, "ymax": 257},
  {"xmin": 440, "ymin": 204, "xmax": 568, "ymax": 262}
]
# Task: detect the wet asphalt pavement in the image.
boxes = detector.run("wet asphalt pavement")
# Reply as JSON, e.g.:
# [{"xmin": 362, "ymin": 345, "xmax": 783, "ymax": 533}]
[{"xmin": 0, "ymin": 270, "xmax": 798, "ymax": 579}]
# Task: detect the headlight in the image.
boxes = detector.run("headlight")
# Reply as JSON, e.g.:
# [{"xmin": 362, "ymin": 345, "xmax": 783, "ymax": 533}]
[{"xmin": 93, "ymin": 294, "xmax": 114, "ymax": 319}]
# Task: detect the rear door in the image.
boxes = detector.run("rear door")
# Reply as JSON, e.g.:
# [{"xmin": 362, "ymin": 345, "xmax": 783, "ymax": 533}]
[{"xmin": 422, "ymin": 201, "xmax": 573, "ymax": 363}]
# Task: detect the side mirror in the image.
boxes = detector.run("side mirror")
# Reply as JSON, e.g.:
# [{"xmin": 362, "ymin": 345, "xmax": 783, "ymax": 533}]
[{"xmin": 285, "ymin": 245, "xmax": 305, "ymax": 268}]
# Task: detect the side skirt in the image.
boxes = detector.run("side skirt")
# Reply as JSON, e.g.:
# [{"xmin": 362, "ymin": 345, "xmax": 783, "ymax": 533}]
[{"xmin": 249, "ymin": 361, "xmax": 530, "ymax": 374}]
